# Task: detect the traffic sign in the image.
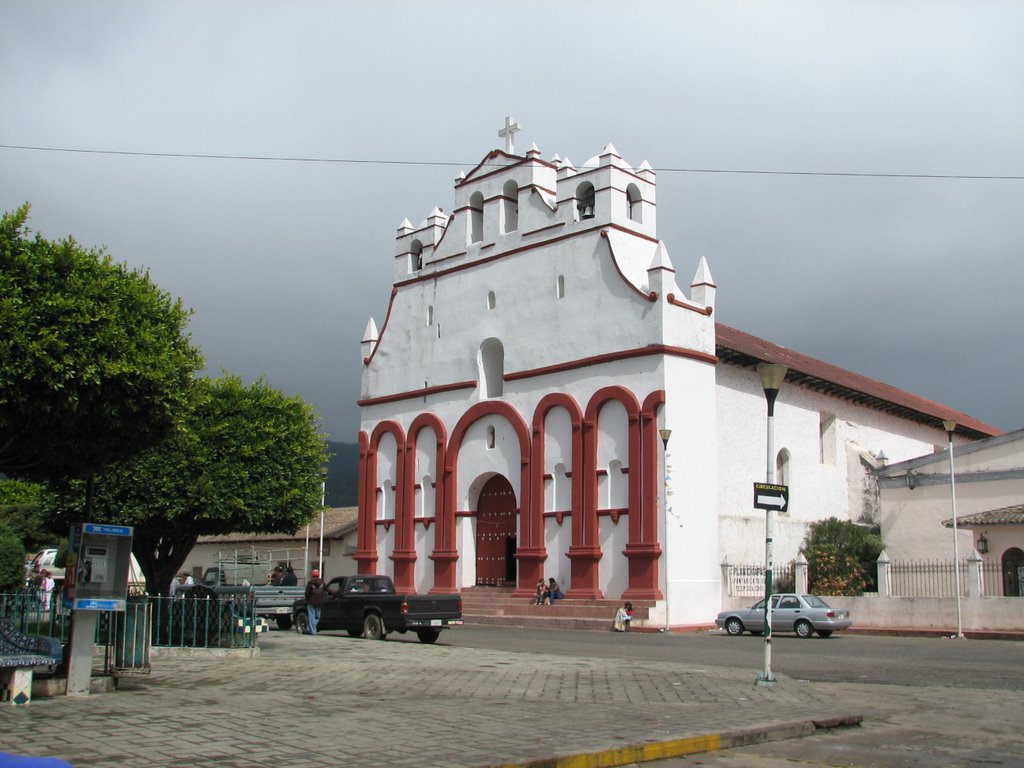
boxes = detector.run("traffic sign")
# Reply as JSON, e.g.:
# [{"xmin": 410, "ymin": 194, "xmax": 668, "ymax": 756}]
[{"xmin": 753, "ymin": 483, "xmax": 789, "ymax": 512}]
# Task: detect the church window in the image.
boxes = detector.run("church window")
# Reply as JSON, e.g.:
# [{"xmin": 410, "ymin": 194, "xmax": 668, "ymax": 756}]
[
  {"xmin": 480, "ymin": 338, "xmax": 504, "ymax": 398},
  {"xmin": 469, "ymin": 192, "xmax": 484, "ymax": 243},
  {"xmin": 575, "ymin": 182, "xmax": 596, "ymax": 221},
  {"xmin": 626, "ymin": 184, "xmax": 642, "ymax": 222},
  {"xmin": 487, "ymin": 426, "xmax": 496, "ymax": 449},
  {"xmin": 556, "ymin": 274, "xmax": 565, "ymax": 298},
  {"xmin": 427, "ymin": 305, "xmax": 433, "ymax": 326},
  {"xmin": 502, "ymin": 180, "xmax": 518, "ymax": 233},
  {"xmin": 410, "ymin": 239, "xmax": 424, "ymax": 272},
  {"xmin": 776, "ymin": 448, "xmax": 791, "ymax": 487},
  {"xmin": 487, "ymin": 290, "xmax": 496, "ymax": 310},
  {"xmin": 819, "ymin": 413, "xmax": 836, "ymax": 465}
]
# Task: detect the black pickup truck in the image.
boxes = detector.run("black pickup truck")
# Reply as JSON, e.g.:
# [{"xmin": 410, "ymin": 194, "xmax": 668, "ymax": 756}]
[{"xmin": 292, "ymin": 575, "xmax": 462, "ymax": 643}]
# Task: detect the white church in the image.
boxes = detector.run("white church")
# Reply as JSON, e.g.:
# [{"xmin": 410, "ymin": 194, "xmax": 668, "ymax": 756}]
[{"xmin": 354, "ymin": 121, "xmax": 1000, "ymax": 626}]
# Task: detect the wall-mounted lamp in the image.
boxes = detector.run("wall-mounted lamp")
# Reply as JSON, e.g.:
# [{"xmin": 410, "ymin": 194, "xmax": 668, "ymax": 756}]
[
  {"xmin": 977, "ymin": 533, "xmax": 989, "ymax": 555},
  {"xmin": 905, "ymin": 471, "xmax": 917, "ymax": 490}
]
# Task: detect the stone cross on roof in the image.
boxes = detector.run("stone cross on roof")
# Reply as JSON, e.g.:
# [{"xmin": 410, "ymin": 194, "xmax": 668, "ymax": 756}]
[{"xmin": 498, "ymin": 116, "xmax": 522, "ymax": 154}]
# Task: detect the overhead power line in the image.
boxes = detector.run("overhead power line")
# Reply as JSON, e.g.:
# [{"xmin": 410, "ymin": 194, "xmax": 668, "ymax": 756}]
[{"xmin": 1, "ymin": 143, "xmax": 1022, "ymax": 181}]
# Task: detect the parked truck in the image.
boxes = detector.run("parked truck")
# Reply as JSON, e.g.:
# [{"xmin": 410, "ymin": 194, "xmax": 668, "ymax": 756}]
[
  {"xmin": 291, "ymin": 574, "xmax": 462, "ymax": 643},
  {"xmin": 199, "ymin": 549, "xmax": 309, "ymax": 630}
]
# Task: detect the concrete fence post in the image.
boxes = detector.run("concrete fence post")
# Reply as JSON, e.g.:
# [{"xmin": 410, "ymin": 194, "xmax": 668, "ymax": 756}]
[
  {"xmin": 967, "ymin": 550, "xmax": 983, "ymax": 599},
  {"xmin": 721, "ymin": 557, "xmax": 732, "ymax": 597},
  {"xmin": 794, "ymin": 552, "xmax": 808, "ymax": 594},
  {"xmin": 876, "ymin": 550, "xmax": 891, "ymax": 598}
]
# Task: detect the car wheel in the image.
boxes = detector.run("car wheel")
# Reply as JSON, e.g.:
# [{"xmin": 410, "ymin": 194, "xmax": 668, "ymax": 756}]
[
  {"xmin": 816, "ymin": 630, "xmax": 833, "ymax": 638},
  {"xmin": 416, "ymin": 629, "xmax": 441, "ymax": 644},
  {"xmin": 276, "ymin": 616, "xmax": 293, "ymax": 631},
  {"xmin": 294, "ymin": 611, "xmax": 310, "ymax": 634},
  {"xmin": 724, "ymin": 617, "xmax": 744, "ymax": 636},
  {"xmin": 363, "ymin": 613, "xmax": 386, "ymax": 640},
  {"xmin": 795, "ymin": 620, "xmax": 814, "ymax": 638}
]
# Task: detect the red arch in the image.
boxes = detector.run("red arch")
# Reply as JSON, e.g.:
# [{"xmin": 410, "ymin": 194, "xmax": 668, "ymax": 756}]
[
  {"xmin": 522, "ymin": 394, "xmax": 584, "ymax": 594},
  {"xmin": 396, "ymin": 413, "xmax": 447, "ymax": 592},
  {"xmin": 622, "ymin": 390, "xmax": 666, "ymax": 600},
  {"xmin": 355, "ymin": 421, "xmax": 406, "ymax": 575},
  {"xmin": 433, "ymin": 401, "xmax": 531, "ymax": 593},
  {"xmin": 566, "ymin": 386, "xmax": 642, "ymax": 598}
]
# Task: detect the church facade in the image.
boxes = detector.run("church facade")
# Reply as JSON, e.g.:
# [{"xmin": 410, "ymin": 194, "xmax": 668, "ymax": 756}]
[{"xmin": 355, "ymin": 131, "xmax": 999, "ymax": 625}]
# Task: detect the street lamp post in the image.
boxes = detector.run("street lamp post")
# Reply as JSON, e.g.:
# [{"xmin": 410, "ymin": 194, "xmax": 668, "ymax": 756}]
[
  {"xmin": 943, "ymin": 420, "xmax": 965, "ymax": 639},
  {"xmin": 756, "ymin": 363, "xmax": 787, "ymax": 688},
  {"xmin": 318, "ymin": 466, "xmax": 328, "ymax": 575},
  {"xmin": 659, "ymin": 428, "xmax": 672, "ymax": 632}
]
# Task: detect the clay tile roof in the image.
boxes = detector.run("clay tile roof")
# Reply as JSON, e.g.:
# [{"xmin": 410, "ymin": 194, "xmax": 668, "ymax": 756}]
[
  {"xmin": 715, "ymin": 322, "xmax": 1001, "ymax": 441},
  {"xmin": 942, "ymin": 504, "xmax": 1024, "ymax": 528}
]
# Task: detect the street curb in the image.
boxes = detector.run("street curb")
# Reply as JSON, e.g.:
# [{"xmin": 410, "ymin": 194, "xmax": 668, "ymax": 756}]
[{"xmin": 484, "ymin": 714, "xmax": 863, "ymax": 768}]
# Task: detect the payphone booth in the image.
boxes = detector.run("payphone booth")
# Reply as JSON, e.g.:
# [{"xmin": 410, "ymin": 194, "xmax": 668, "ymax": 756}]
[{"xmin": 65, "ymin": 523, "xmax": 134, "ymax": 695}]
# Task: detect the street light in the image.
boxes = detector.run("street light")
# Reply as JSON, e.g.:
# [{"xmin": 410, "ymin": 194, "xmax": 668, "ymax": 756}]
[
  {"xmin": 318, "ymin": 465, "xmax": 328, "ymax": 575},
  {"xmin": 943, "ymin": 420, "xmax": 964, "ymax": 639},
  {"xmin": 756, "ymin": 363, "xmax": 787, "ymax": 688},
  {"xmin": 660, "ymin": 428, "xmax": 672, "ymax": 632}
]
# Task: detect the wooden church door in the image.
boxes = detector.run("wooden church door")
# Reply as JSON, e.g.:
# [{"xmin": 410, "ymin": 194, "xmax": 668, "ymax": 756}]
[{"xmin": 475, "ymin": 475, "xmax": 517, "ymax": 586}]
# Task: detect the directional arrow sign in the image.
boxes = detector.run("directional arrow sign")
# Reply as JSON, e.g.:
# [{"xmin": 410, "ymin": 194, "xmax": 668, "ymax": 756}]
[{"xmin": 753, "ymin": 483, "xmax": 789, "ymax": 513}]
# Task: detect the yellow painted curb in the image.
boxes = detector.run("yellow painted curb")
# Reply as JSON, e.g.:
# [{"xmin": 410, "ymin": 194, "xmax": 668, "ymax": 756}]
[{"xmin": 489, "ymin": 733, "xmax": 722, "ymax": 768}]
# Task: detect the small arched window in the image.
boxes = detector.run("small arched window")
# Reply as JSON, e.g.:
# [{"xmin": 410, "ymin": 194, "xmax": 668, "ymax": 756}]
[
  {"xmin": 556, "ymin": 274, "xmax": 565, "ymax": 298},
  {"xmin": 410, "ymin": 239, "xmax": 424, "ymax": 272},
  {"xmin": 487, "ymin": 290, "xmax": 496, "ymax": 310},
  {"xmin": 480, "ymin": 338, "xmax": 504, "ymax": 398},
  {"xmin": 626, "ymin": 184, "xmax": 642, "ymax": 222},
  {"xmin": 576, "ymin": 182, "xmax": 595, "ymax": 221},
  {"xmin": 469, "ymin": 192, "xmax": 484, "ymax": 243},
  {"xmin": 776, "ymin": 448, "xmax": 791, "ymax": 487},
  {"xmin": 487, "ymin": 426, "xmax": 496, "ymax": 449},
  {"xmin": 502, "ymin": 180, "xmax": 518, "ymax": 233}
]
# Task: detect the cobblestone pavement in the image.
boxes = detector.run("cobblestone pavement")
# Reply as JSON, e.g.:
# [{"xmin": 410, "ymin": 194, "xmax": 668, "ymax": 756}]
[{"xmin": 3, "ymin": 629, "xmax": 1016, "ymax": 768}]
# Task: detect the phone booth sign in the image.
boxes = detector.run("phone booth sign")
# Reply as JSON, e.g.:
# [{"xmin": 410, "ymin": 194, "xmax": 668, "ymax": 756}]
[{"xmin": 71, "ymin": 523, "xmax": 133, "ymax": 611}]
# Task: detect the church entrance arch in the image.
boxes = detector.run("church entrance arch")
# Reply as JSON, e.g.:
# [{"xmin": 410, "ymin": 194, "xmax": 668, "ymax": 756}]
[
  {"xmin": 475, "ymin": 475, "xmax": 518, "ymax": 586},
  {"xmin": 1002, "ymin": 547, "xmax": 1024, "ymax": 597}
]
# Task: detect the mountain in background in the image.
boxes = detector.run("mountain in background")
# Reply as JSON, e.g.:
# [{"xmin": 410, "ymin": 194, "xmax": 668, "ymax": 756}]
[{"xmin": 325, "ymin": 441, "xmax": 359, "ymax": 507}]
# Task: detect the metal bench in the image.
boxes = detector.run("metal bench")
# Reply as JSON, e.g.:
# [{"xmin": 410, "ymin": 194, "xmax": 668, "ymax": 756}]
[{"xmin": 0, "ymin": 617, "xmax": 62, "ymax": 706}]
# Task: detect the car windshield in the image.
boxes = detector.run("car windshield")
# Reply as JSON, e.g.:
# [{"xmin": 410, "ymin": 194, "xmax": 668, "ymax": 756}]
[{"xmin": 802, "ymin": 595, "xmax": 830, "ymax": 608}]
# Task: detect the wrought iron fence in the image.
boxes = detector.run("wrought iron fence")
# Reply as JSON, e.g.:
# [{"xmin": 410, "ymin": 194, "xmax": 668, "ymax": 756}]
[
  {"xmin": 886, "ymin": 559, "xmax": 1006, "ymax": 598},
  {"xmin": 1, "ymin": 589, "xmax": 260, "ymax": 652}
]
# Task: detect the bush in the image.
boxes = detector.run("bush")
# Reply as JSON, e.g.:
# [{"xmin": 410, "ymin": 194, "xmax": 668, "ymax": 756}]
[
  {"xmin": 0, "ymin": 524, "xmax": 26, "ymax": 591},
  {"xmin": 802, "ymin": 517, "xmax": 883, "ymax": 595}
]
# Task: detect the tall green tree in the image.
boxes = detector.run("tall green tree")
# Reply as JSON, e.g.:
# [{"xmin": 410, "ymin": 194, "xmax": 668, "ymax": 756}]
[
  {"xmin": 45, "ymin": 376, "xmax": 328, "ymax": 595},
  {"xmin": 0, "ymin": 205, "xmax": 203, "ymax": 482}
]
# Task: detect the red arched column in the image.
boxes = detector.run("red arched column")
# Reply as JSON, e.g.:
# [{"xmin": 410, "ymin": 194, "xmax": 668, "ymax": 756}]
[
  {"xmin": 393, "ymin": 414, "xmax": 447, "ymax": 593},
  {"xmin": 436, "ymin": 401, "xmax": 531, "ymax": 594},
  {"xmin": 355, "ymin": 431, "xmax": 376, "ymax": 574},
  {"xmin": 526, "ymin": 394, "xmax": 583, "ymax": 596},
  {"xmin": 624, "ymin": 390, "xmax": 665, "ymax": 600},
  {"xmin": 355, "ymin": 421, "xmax": 405, "ymax": 576},
  {"xmin": 571, "ymin": 386, "xmax": 641, "ymax": 599}
]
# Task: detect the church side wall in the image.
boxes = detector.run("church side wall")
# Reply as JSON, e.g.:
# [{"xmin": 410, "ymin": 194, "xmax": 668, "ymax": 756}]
[{"xmin": 715, "ymin": 363, "xmax": 962, "ymax": 567}]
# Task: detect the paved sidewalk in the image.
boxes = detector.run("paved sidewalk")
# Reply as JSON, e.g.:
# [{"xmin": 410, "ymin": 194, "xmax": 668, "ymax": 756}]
[{"xmin": 0, "ymin": 629, "xmax": 1011, "ymax": 767}]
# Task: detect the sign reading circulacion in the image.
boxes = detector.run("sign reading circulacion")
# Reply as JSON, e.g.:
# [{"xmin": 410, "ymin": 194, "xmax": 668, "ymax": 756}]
[{"xmin": 753, "ymin": 483, "xmax": 789, "ymax": 513}]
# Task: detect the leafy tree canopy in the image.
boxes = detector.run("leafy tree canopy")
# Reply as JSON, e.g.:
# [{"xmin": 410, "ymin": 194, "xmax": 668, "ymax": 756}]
[
  {"xmin": 0, "ymin": 205, "xmax": 203, "ymax": 483},
  {"xmin": 44, "ymin": 375, "xmax": 328, "ymax": 595}
]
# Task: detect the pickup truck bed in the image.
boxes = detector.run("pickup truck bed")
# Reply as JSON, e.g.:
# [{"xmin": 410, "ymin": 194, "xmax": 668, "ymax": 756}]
[{"xmin": 292, "ymin": 575, "xmax": 462, "ymax": 643}]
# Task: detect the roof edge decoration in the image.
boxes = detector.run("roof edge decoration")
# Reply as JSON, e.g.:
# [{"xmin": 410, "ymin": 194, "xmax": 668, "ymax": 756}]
[{"xmin": 715, "ymin": 323, "xmax": 1001, "ymax": 440}]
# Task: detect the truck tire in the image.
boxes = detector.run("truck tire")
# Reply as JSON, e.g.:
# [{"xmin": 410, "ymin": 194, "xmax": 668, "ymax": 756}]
[
  {"xmin": 362, "ymin": 613, "xmax": 386, "ymax": 640},
  {"xmin": 276, "ymin": 616, "xmax": 293, "ymax": 631},
  {"xmin": 294, "ymin": 611, "xmax": 310, "ymax": 634},
  {"xmin": 416, "ymin": 629, "xmax": 441, "ymax": 644}
]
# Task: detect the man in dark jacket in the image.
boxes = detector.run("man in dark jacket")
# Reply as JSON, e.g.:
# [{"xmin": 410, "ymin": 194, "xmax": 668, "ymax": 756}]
[
  {"xmin": 281, "ymin": 566, "xmax": 298, "ymax": 586},
  {"xmin": 304, "ymin": 570, "xmax": 327, "ymax": 634}
]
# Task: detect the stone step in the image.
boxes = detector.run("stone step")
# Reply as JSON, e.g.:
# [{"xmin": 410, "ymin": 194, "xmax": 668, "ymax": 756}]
[{"xmin": 465, "ymin": 614, "xmax": 623, "ymax": 632}]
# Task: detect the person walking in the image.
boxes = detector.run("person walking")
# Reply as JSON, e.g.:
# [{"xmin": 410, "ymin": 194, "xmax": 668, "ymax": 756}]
[{"xmin": 304, "ymin": 570, "xmax": 327, "ymax": 634}]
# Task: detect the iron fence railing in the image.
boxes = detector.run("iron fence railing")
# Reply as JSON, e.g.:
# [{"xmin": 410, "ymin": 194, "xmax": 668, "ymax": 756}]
[{"xmin": 886, "ymin": 559, "xmax": 1006, "ymax": 598}]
